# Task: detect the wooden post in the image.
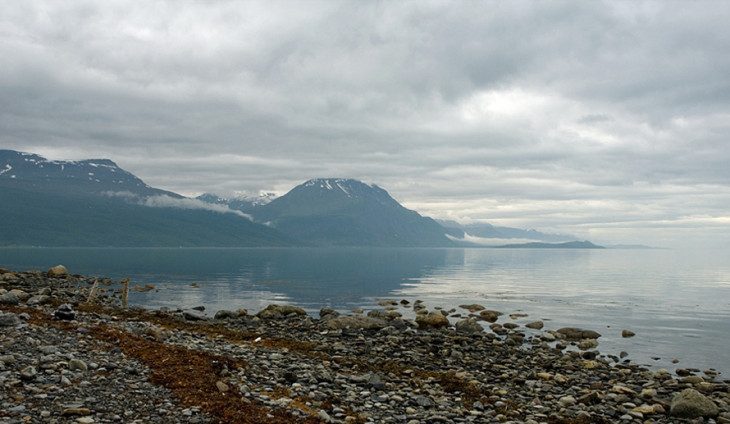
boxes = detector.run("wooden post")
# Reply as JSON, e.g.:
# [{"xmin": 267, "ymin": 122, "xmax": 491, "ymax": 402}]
[{"xmin": 121, "ymin": 278, "xmax": 129, "ymax": 309}]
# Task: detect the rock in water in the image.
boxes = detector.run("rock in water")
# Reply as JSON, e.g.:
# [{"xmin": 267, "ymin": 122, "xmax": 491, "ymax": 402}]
[
  {"xmin": 183, "ymin": 309, "xmax": 207, "ymax": 321},
  {"xmin": 670, "ymin": 388, "xmax": 719, "ymax": 418},
  {"xmin": 525, "ymin": 321, "xmax": 544, "ymax": 330},
  {"xmin": 415, "ymin": 311, "xmax": 449, "ymax": 329},
  {"xmin": 557, "ymin": 327, "xmax": 601, "ymax": 340},
  {"xmin": 53, "ymin": 304, "xmax": 76, "ymax": 320},
  {"xmin": 479, "ymin": 310, "xmax": 503, "ymax": 323},
  {"xmin": 47, "ymin": 265, "xmax": 68, "ymax": 277},
  {"xmin": 455, "ymin": 318, "xmax": 484, "ymax": 334},
  {"xmin": 256, "ymin": 304, "xmax": 307, "ymax": 319},
  {"xmin": 459, "ymin": 304, "xmax": 485, "ymax": 312},
  {"xmin": 622, "ymin": 329, "xmax": 636, "ymax": 338},
  {"xmin": 214, "ymin": 310, "xmax": 237, "ymax": 320}
]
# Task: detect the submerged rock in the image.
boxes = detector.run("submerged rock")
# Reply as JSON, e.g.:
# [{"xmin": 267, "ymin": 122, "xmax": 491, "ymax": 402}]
[
  {"xmin": 256, "ymin": 304, "xmax": 306, "ymax": 319},
  {"xmin": 214, "ymin": 310, "xmax": 237, "ymax": 320},
  {"xmin": 459, "ymin": 304, "xmax": 485, "ymax": 313},
  {"xmin": 478, "ymin": 310, "xmax": 503, "ymax": 323},
  {"xmin": 322, "ymin": 315, "xmax": 388, "ymax": 330},
  {"xmin": 455, "ymin": 318, "xmax": 484, "ymax": 334},
  {"xmin": 557, "ymin": 327, "xmax": 601, "ymax": 340},
  {"xmin": 47, "ymin": 265, "xmax": 68, "ymax": 278},
  {"xmin": 415, "ymin": 311, "xmax": 449, "ymax": 329},
  {"xmin": 525, "ymin": 321, "xmax": 544, "ymax": 330},
  {"xmin": 183, "ymin": 309, "xmax": 207, "ymax": 321}
]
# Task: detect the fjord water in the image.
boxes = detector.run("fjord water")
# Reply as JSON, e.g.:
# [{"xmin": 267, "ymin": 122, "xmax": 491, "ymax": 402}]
[{"xmin": 1, "ymin": 247, "xmax": 728, "ymax": 376}]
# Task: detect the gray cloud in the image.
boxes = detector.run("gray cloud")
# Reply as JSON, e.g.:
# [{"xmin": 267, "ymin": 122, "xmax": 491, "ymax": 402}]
[{"xmin": 2, "ymin": 0, "xmax": 730, "ymax": 247}]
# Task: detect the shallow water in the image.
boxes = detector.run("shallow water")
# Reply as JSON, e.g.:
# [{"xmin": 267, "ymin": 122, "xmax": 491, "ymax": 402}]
[{"xmin": 1, "ymin": 247, "xmax": 728, "ymax": 376}]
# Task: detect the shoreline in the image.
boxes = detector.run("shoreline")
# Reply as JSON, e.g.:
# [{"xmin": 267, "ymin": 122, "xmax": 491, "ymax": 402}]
[{"xmin": 1, "ymin": 267, "xmax": 729, "ymax": 423}]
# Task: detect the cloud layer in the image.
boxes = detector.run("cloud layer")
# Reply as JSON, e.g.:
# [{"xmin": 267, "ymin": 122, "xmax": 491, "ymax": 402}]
[{"xmin": 2, "ymin": 1, "xmax": 730, "ymax": 247}]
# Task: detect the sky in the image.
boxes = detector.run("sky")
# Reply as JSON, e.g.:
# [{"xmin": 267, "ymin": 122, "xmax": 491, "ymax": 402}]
[{"xmin": 1, "ymin": 1, "xmax": 730, "ymax": 248}]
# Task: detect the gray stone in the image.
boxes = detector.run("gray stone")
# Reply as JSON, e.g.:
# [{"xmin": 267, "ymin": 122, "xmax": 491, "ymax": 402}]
[
  {"xmin": 415, "ymin": 311, "xmax": 449, "ymax": 329},
  {"xmin": 670, "ymin": 388, "xmax": 719, "ymax": 418},
  {"xmin": 455, "ymin": 318, "xmax": 484, "ymax": 334},
  {"xmin": 0, "ymin": 312, "xmax": 19, "ymax": 327},
  {"xmin": 27, "ymin": 294, "xmax": 51, "ymax": 306},
  {"xmin": 54, "ymin": 304, "xmax": 76, "ymax": 320},
  {"xmin": 214, "ymin": 310, "xmax": 237, "ymax": 320},
  {"xmin": 183, "ymin": 309, "xmax": 207, "ymax": 321},
  {"xmin": 47, "ymin": 265, "xmax": 69, "ymax": 277},
  {"xmin": 256, "ymin": 304, "xmax": 306, "ymax": 319},
  {"xmin": 0, "ymin": 292, "xmax": 19, "ymax": 305},
  {"xmin": 557, "ymin": 327, "xmax": 601, "ymax": 340}
]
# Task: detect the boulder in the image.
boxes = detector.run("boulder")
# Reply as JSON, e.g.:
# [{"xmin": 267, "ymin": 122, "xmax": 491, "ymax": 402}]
[
  {"xmin": 454, "ymin": 318, "xmax": 484, "ymax": 334},
  {"xmin": 53, "ymin": 304, "xmax": 76, "ymax": 321},
  {"xmin": 415, "ymin": 311, "xmax": 449, "ymax": 329},
  {"xmin": 8, "ymin": 289, "xmax": 30, "ymax": 301},
  {"xmin": 621, "ymin": 329, "xmax": 636, "ymax": 338},
  {"xmin": 670, "ymin": 388, "xmax": 719, "ymax": 418},
  {"xmin": 0, "ymin": 312, "xmax": 19, "ymax": 327},
  {"xmin": 183, "ymin": 309, "xmax": 207, "ymax": 321},
  {"xmin": 256, "ymin": 304, "xmax": 307, "ymax": 319},
  {"xmin": 557, "ymin": 327, "xmax": 601, "ymax": 340},
  {"xmin": 479, "ymin": 310, "xmax": 502, "ymax": 323},
  {"xmin": 26, "ymin": 295, "xmax": 51, "ymax": 306},
  {"xmin": 322, "ymin": 316, "xmax": 388, "ymax": 330},
  {"xmin": 459, "ymin": 304, "xmax": 485, "ymax": 313},
  {"xmin": 47, "ymin": 265, "xmax": 68, "ymax": 278},
  {"xmin": 0, "ymin": 292, "xmax": 19, "ymax": 305},
  {"xmin": 525, "ymin": 321, "xmax": 544, "ymax": 330},
  {"xmin": 214, "ymin": 310, "xmax": 237, "ymax": 320},
  {"xmin": 319, "ymin": 307, "xmax": 339, "ymax": 319}
]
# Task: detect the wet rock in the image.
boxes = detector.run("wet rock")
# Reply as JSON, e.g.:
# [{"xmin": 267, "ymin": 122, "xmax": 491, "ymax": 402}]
[
  {"xmin": 415, "ymin": 311, "xmax": 449, "ymax": 329},
  {"xmin": 455, "ymin": 318, "xmax": 484, "ymax": 334},
  {"xmin": 557, "ymin": 327, "xmax": 601, "ymax": 340},
  {"xmin": 319, "ymin": 307, "xmax": 339, "ymax": 319},
  {"xmin": 670, "ymin": 388, "xmax": 719, "ymax": 418},
  {"xmin": 525, "ymin": 321, "xmax": 544, "ymax": 330},
  {"xmin": 322, "ymin": 315, "xmax": 387, "ymax": 330},
  {"xmin": 622, "ymin": 329, "xmax": 636, "ymax": 338},
  {"xmin": 54, "ymin": 304, "xmax": 76, "ymax": 320},
  {"xmin": 183, "ymin": 309, "xmax": 207, "ymax": 321},
  {"xmin": 214, "ymin": 310, "xmax": 237, "ymax": 320},
  {"xmin": 47, "ymin": 265, "xmax": 69, "ymax": 277},
  {"xmin": 459, "ymin": 304, "xmax": 485, "ymax": 313},
  {"xmin": 478, "ymin": 310, "xmax": 502, "ymax": 323},
  {"xmin": 256, "ymin": 304, "xmax": 306, "ymax": 319},
  {"xmin": 578, "ymin": 339, "xmax": 598, "ymax": 350}
]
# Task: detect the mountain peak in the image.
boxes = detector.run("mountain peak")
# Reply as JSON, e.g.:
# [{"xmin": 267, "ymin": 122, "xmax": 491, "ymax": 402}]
[{"xmin": 302, "ymin": 178, "xmax": 376, "ymax": 194}]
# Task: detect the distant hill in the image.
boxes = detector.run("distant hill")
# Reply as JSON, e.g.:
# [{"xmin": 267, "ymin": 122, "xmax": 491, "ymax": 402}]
[
  {"xmin": 495, "ymin": 241, "xmax": 605, "ymax": 249},
  {"xmin": 196, "ymin": 192, "xmax": 276, "ymax": 214},
  {"xmin": 438, "ymin": 219, "xmax": 576, "ymax": 243},
  {"xmin": 0, "ymin": 150, "xmax": 294, "ymax": 247},
  {"xmin": 246, "ymin": 178, "xmax": 453, "ymax": 247}
]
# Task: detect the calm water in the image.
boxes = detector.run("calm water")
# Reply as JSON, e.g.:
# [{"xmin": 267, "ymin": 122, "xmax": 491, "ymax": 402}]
[{"xmin": 1, "ymin": 247, "xmax": 729, "ymax": 376}]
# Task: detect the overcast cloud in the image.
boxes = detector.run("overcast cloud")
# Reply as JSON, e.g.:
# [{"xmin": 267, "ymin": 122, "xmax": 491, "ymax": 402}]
[{"xmin": 2, "ymin": 0, "xmax": 729, "ymax": 247}]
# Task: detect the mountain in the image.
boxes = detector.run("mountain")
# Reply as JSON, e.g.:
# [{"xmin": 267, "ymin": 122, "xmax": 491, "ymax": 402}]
[
  {"xmin": 196, "ymin": 192, "xmax": 276, "ymax": 214},
  {"xmin": 0, "ymin": 149, "xmax": 178, "ymax": 198},
  {"xmin": 438, "ymin": 219, "xmax": 577, "ymax": 244},
  {"xmin": 495, "ymin": 241, "xmax": 605, "ymax": 249},
  {"xmin": 0, "ymin": 150, "xmax": 293, "ymax": 247},
  {"xmin": 247, "ymin": 178, "xmax": 454, "ymax": 246}
]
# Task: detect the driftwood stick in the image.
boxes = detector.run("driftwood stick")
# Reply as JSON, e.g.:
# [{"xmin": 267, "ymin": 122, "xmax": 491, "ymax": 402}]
[
  {"xmin": 87, "ymin": 279, "xmax": 99, "ymax": 303},
  {"xmin": 120, "ymin": 278, "xmax": 129, "ymax": 309}
]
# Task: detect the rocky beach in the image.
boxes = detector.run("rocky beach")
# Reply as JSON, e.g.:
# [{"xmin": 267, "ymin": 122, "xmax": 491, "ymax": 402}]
[{"xmin": 1, "ymin": 267, "xmax": 729, "ymax": 424}]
